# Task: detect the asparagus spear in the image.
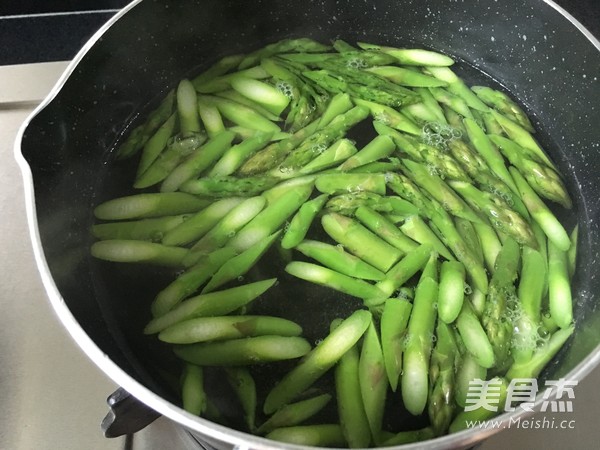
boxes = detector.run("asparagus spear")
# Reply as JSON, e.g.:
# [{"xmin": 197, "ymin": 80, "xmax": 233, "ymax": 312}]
[
  {"xmin": 151, "ymin": 247, "xmax": 237, "ymax": 317},
  {"xmin": 92, "ymin": 215, "xmax": 189, "ymax": 242},
  {"xmin": 512, "ymin": 247, "xmax": 546, "ymax": 363},
  {"xmin": 237, "ymin": 119, "xmax": 321, "ymax": 175},
  {"xmin": 266, "ymin": 425, "xmax": 346, "ymax": 447},
  {"xmin": 285, "ymin": 261, "xmax": 386, "ymax": 300},
  {"xmin": 115, "ymin": 90, "xmax": 175, "ymax": 159},
  {"xmin": 161, "ymin": 130, "xmax": 236, "ymax": 192},
  {"xmin": 134, "ymin": 131, "xmax": 208, "ymax": 188},
  {"xmin": 490, "ymin": 134, "xmax": 571, "ymax": 208},
  {"xmin": 238, "ymin": 38, "xmax": 330, "ymax": 69},
  {"xmin": 201, "ymin": 231, "xmax": 281, "ymax": 293},
  {"xmin": 446, "ymin": 138, "xmax": 529, "ymax": 219},
  {"xmin": 402, "ymin": 102, "xmax": 443, "ymax": 126},
  {"xmin": 180, "ymin": 175, "xmax": 279, "ymax": 198},
  {"xmin": 510, "ymin": 167, "xmax": 571, "ymax": 251},
  {"xmin": 160, "ymin": 314, "xmax": 302, "ymax": 344},
  {"xmin": 174, "ymin": 335, "xmax": 312, "ymax": 366},
  {"xmin": 161, "ymin": 198, "xmax": 244, "ymax": 246},
  {"xmin": 325, "ymin": 192, "xmax": 396, "ymax": 216},
  {"xmin": 197, "ymin": 97, "xmax": 225, "ymax": 138},
  {"xmin": 230, "ymin": 76, "xmax": 291, "ymax": 115},
  {"xmin": 257, "ymin": 394, "xmax": 332, "ymax": 434},
  {"xmin": 317, "ymin": 92, "xmax": 354, "ymax": 128},
  {"xmin": 455, "ymin": 217, "xmax": 484, "ymax": 265},
  {"xmin": 94, "ymin": 193, "xmax": 209, "ymax": 220},
  {"xmin": 402, "ymin": 255, "xmax": 439, "ymax": 415},
  {"xmin": 359, "ymin": 320, "xmax": 387, "ymax": 444},
  {"xmin": 463, "ymin": 118, "xmax": 519, "ymax": 193},
  {"xmin": 354, "ymin": 98, "xmax": 422, "ymax": 135},
  {"xmin": 225, "ymin": 367, "xmax": 257, "ymax": 431},
  {"xmin": 303, "ymin": 68, "xmax": 419, "ymax": 108},
  {"xmin": 426, "ymin": 67, "xmax": 489, "ymax": 111},
  {"xmin": 454, "ymin": 351, "xmax": 487, "ymax": 408},
  {"xmin": 181, "ymin": 364, "xmax": 206, "ymax": 416},
  {"xmin": 400, "ymin": 215, "xmax": 454, "ymax": 261},
  {"xmin": 370, "ymin": 244, "xmax": 433, "ymax": 303},
  {"xmin": 207, "ymin": 95, "xmax": 281, "ymax": 133},
  {"xmin": 450, "ymin": 377, "xmax": 508, "ymax": 433},
  {"xmin": 295, "ymin": 240, "xmax": 385, "ymax": 281},
  {"xmin": 281, "ymin": 194, "xmax": 328, "ymax": 249},
  {"xmin": 208, "ymin": 131, "xmax": 273, "ymax": 177},
  {"xmin": 506, "ymin": 326, "xmax": 574, "ymax": 379},
  {"xmin": 335, "ymin": 341, "xmax": 372, "ymax": 448},
  {"xmin": 438, "ymin": 261, "xmax": 466, "ymax": 323},
  {"xmin": 456, "ymin": 300, "xmax": 496, "ymax": 369},
  {"xmin": 374, "ymin": 122, "xmax": 470, "ymax": 182},
  {"xmin": 298, "ymin": 139, "xmax": 358, "ymax": 175},
  {"xmin": 482, "ymin": 236, "xmax": 521, "ymax": 369},
  {"xmin": 355, "ymin": 205, "xmax": 419, "ymax": 254},
  {"xmin": 387, "ymin": 173, "xmax": 488, "ymax": 293},
  {"xmin": 274, "ymin": 106, "xmax": 369, "ymax": 175},
  {"xmin": 471, "ymin": 86, "xmax": 534, "ymax": 132},
  {"xmin": 184, "ymin": 196, "xmax": 266, "ymax": 264},
  {"xmin": 429, "ymin": 87, "xmax": 473, "ymax": 118},
  {"xmin": 448, "ymin": 180, "xmax": 537, "ymax": 248},
  {"xmin": 279, "ymin": 50, "xmax": 395, "ymax": 67},
  {"xmin": 380, "ymin": 298, "xmax": 412, "ymax": 391},
  {"xmin": 428, "ymin": 321, "xmax": 458, "ymax": 435},
  {"xmin": 91, "ymin": 240, "xmax": 188, "ymax": 267},
  {"xmin": 415, "ymin": 87, "xmax": 448, "ymax": 124},
  {"xmin": 491, "ymin": 109, "xmax": 556, "ymax": 169},
  {"xmin": 261, "ymin": 176, "xmax": 316, "ymax": 204},
  {"xmin": 144, "ymin": 278, "xmax": 277, "ymax": 334},
  {"xmin": 195, "ymin": 66, "xmax": 270, "ymax": 94},
  {"xmin": 315, "ymin": 173, "xmax": 387, "ymax": 195},
  {"xmin": 136, "ymin": 113, "xmax": 177, "ymax": 177},
  {"xmin": 568, "ymin": 225, "xmax": 578, "ymax": 279},
  {"xmin": 400, "ymin": 159, "xmax": 484, "ymax": 224},
  {"xmin": 337, "ymin": 135, "xmax": 396, "ymax": 172},
  {"xmin": 366, "ymin": 66, "xmax": 447, "ymax": 87},
  {"xmin": 322, "ymin": 212, "xmax": 403, "ymax": 273},
  {"xmin": 228, "ymin": 182, "xmax": 313, "ymax": 252},
  {"xmin": 356, "ymin": 42, "xmax": 454, "ymax": 66},
  {"xmin": 264, "ymin": 309, "xmax": 372, "ymax": 414},
  {"xmin": 548, "ymin": 239, "xmax": 573, "ymax": 329},
  {"xmin": 473, "ymin": 222, "xmax": 502, "ymax": 272},
  {"xmin": 216, "ymin": 89, "xmax": 282, "ymax": 122}
]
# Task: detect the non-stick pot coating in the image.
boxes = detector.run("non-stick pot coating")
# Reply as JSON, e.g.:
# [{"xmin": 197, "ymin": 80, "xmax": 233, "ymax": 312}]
[{"xmin": 20, "ymin": 0, "xmax": 600, "ymax": 445}]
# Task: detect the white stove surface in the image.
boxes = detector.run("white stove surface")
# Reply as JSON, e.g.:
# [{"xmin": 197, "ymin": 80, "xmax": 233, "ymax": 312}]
[{"xmin": 1, "ymin": 61, "xmax": 599, "ymax": 450}]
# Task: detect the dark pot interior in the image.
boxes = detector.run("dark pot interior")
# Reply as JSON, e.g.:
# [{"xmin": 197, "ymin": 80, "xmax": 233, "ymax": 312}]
[{"xmin": 19, "ymin": 0, "xmax": 600, "ymax": 444}]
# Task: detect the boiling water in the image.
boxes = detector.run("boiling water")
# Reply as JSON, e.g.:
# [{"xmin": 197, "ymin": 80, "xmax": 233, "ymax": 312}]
[{"xmin": 88, "ymin": 48, "xmax": 579, "ymax": 433}]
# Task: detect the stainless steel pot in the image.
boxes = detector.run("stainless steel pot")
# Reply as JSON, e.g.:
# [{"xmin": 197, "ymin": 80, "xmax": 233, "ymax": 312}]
[{"xmin": 15, "ymin": 0, "xmax": 600, "ymax": 448}]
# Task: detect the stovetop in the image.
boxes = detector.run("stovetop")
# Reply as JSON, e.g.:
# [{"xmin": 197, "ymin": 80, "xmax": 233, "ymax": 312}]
[
  {"xmin": 1, "ymin": 1, "xmax": 599, "ymax": 450},
  {"xmin": 0, "ymin": 0, "xmax": 598, "ymax": 66}
]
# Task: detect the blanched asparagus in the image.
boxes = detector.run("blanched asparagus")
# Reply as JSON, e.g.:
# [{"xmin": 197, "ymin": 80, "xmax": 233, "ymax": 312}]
[
  {"xmin": 295, "ymin": 240, "xmax": 385, "ymax": 281},
  {"xmin": 483, "ymin": 237, "xmax": 521, "ymax": 369},
  {"xmin": 257, "ymin": 394, "xmax": 332, "ymax": 434},
  {"xmin": 401, "ymin": 255, "xmax": 439, "ymax": 415},
  {"xmin": 264, "ymin": 309, "xmax": 372, "ymax": 414},
  {"xmin": 321, "ymin": 212, "xmax": 403, "ymax": 273},
  {"xmin": 97, "ymin": 38, "xmax": 579, "ymax": 446}
]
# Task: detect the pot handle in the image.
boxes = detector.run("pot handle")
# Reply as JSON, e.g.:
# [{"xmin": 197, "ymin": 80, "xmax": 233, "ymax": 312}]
[{"xmin": 101, "ymin": 387, "xmax": 161, "ymax": 438}]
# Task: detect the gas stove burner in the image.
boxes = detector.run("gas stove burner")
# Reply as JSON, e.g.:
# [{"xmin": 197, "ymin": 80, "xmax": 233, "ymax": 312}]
[{"xmin": 187, "ymin": 432, "xmax": 219, "ymax": 450}]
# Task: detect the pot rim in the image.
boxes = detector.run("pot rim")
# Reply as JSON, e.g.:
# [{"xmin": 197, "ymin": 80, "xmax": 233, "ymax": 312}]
[{"xmin": 13, "ymin": 1, "xmax": 600, "ymax": 448}]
